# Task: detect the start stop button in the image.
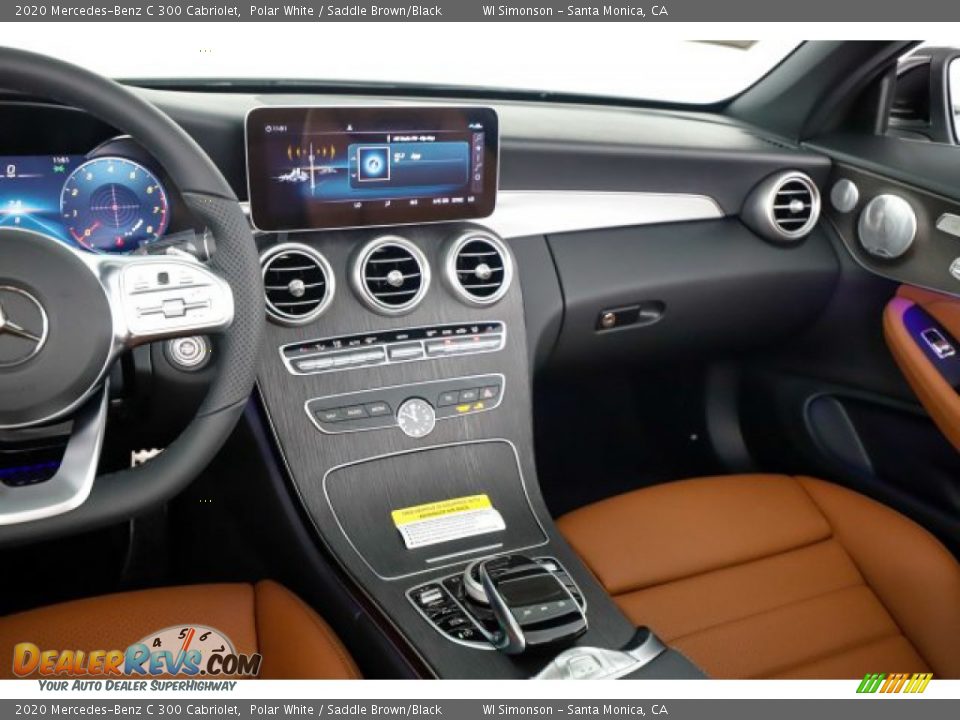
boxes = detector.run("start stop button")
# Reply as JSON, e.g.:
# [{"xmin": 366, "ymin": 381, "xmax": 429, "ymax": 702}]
[{"xmin": 165, "ymin": 336, "xmax": 210, "ymax": 371}]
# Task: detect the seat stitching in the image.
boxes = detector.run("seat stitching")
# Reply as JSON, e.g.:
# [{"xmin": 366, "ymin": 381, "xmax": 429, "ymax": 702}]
[
  {"xmin": 615, "ymin": 538, "xmax": 846, "ymax": 602},
  {"xmin": 791, "ymin": 476, "xmax": 933, "ymax": 671},
  {"xmin": 612, "ymin": 534, "xmax": 835, "ymax": 596},
  {"xmin": 762, "ymin": 632, "xmax": 923, "ymax": 679},
  {"xmin": 658, "ymin": 579, "xmax": 871, "ymax": 646}
]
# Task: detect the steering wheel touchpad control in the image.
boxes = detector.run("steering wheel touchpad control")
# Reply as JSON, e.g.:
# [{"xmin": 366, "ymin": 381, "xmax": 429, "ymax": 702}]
[{"xmin": 408, "ymin": 556, "xmax": 585, "ymax": 651}]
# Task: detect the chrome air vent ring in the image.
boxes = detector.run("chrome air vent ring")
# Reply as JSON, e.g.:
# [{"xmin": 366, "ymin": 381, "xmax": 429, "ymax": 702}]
[
  {"xmin": 742, "ymin": 170, "xmax": 821, "ymax": 244},
  {"xmin": 443, "ymin": 230, "xmax": 514, "ymax": 307},
  {"xmin": 260, "ymin": 243, "xmax": 335, "ymax": 326},
  {"xmin": 353, "ymin": 236, "xmax": 431, "ymax": 316}
]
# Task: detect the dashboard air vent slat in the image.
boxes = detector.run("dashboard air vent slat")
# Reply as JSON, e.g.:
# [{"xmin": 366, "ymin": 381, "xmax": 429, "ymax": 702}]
[
  {"xmin": 742, "ymin": 171, "xmax": 821, "ymax": 244},
  {"xmin": 444, "ymin": 231, "xmax": 514, "ymax": 306},
  {"xmin": 354, "ymin": 237, "xmax": 430, "ymax": 315},
  {"xmin": 772, "ymin": 178, "xmax": 816, "ymax": 236},
  {"xmin": 260, "ymin": 244, "xmax": 335, "ymax": 326}
]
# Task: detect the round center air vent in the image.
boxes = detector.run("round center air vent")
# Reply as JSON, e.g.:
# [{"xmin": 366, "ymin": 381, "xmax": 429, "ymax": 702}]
[
  {"xmin": 443, "ymin": 231, "xmax": 514, "ymax": 306},
  {"xmin": 353, "ymin": 236, "xmax": 430, "ymax": 315},
  {"xmin": 742, "ymin": 170, "xmax": 821, "ymax": 244},
  {"xmin": 260, "ymin": 243, "xmax": 335, "ymax": 326}
]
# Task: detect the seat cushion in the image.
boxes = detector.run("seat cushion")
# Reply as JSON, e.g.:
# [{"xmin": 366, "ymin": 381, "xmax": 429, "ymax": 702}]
[
  {"xmin": 0, "ymin": 581, "xmax": 359, "ymax": 679},
  {"xmin": 557, "ymin": 474, "xmax": 960, "ymax": 679}
]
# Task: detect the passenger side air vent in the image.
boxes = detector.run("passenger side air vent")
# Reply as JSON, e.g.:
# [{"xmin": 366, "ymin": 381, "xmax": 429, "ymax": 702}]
[
  {"xmin": 353, "ymin": 236, "xmax": 430, "ymax": 315},
  {"xmin": 742, "ymin": 171, "xmax": 821, "ymax": 244},
  {"xmin": 443, "ymin": 231, "xmax": 514, "ymax": 306},
  {"xmin": 260, "ymin": 243, "xmax": 335, "ymax": 326}
]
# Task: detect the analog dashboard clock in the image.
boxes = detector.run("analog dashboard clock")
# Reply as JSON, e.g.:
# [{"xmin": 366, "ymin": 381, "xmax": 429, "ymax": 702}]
[{"xmin": 396, "ymin": 398, "xmax": 437, "ymax": 438}]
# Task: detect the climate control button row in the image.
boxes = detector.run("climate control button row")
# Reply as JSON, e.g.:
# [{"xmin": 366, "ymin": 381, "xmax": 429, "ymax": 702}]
[{"xmin": 280, "ymin": 322, "xmax": 505, "ymax": 376}]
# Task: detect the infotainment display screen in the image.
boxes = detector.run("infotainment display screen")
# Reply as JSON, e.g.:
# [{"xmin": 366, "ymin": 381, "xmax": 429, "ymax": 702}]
[{"xmin": 245, "ymin": 106, "xmax": 499, "ymax": 231}]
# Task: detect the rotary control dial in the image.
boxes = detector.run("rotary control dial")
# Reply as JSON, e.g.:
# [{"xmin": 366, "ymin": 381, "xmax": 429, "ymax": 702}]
[{"xmin": 396, "ymin": 397, "xmax": 436, "ymax": 438}]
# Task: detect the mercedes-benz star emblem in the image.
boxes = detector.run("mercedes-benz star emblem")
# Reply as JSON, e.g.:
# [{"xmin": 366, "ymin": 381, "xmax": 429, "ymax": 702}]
[{"xmin": 0, "ymin": 286, "xmax": 49, "ymax": 368}]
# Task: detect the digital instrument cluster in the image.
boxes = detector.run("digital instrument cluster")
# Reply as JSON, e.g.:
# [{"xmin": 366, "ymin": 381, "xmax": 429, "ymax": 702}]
[
  {"xmin": 0, "ymin": 152, "xmax": 170, "ymax": 254},
  {"xmin": 245, "ymin": 106, "xmax": 499, "ymax": 231}
]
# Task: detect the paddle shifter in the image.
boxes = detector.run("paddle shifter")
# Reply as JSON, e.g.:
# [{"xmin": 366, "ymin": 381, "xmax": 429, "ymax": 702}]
[{"xmin": 475, "ymin": 554, "xmax": 587, "ymax": 654}]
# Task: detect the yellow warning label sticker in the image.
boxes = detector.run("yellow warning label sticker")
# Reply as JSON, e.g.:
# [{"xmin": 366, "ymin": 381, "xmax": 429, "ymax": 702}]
[
  {"xmin": 391, "ymin": 494, "xmax": 505, "ymax": 550},
  {"xmin": 392, "ymin": 494, "xmax": 493, "ymax": 526}
]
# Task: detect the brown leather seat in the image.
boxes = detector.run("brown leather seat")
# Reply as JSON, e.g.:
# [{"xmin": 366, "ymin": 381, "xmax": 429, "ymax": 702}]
[
  {"xmin": 558, "ymin": 474, "xmax": 960, "ymax": 679},
  {"xmin": 0, "ymin": 581, "xmax": 359, "ymax": 679}
]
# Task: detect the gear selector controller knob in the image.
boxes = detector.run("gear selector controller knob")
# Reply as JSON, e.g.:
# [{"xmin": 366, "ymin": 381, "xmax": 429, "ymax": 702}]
[{"xmin": 478, "ymin": 554, "xmax": 587, "ymax": 655}]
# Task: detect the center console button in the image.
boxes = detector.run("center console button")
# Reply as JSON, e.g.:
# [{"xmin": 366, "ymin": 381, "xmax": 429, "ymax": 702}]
[
  {"xmin": 316, "ymin": 408, "xmax": 344, "ymax": 424},
  {"xmin": 332, "ymin": 353, "xmax": 357, "ymax": 368},
  {"xmin": 416, "ymin": 586, "xmax": 444, "ymax": 606},
  {"xmin": 296, "ymin": 356, "xmax": 334, "ymax": 373},
  {"xmin": 342, "ymin": 405, "xmax": 369, "ymax": 420},
  {"xmin": 459, "ymin": 388, "xmax": 480, "ymax": 403},
  {"xmin": 366, "ymin": 402, "xmax": 392, "ymax": 417},
  {"xmin": 388, "ymin": 343, "xmax": 424, "ymax": 361},
  {"xmin": 480, "ymin": 385, "xmax": 501, "ymax": 401},
  {"xmin": 437, "ymin": 391, "xmax": 459, "ymax": 407},
  {"xmin": 333, "ymin": 348, "xmax": 385, "ymax": 368},
  {"xmin": 451, "ymin": 626, "xmax": 482, "ymax": 642},
  {"xmin": 437, "ymin": 613, "xmax": 472, "ymax": 632},
  {"xmin": 358, "ymin": 348, "xmax": 386, "ymax": 364}
]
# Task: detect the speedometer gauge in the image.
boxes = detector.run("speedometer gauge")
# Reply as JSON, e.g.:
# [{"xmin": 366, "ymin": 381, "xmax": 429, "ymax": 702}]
[{"xmin": 60, "ymin": 156, "xmax": 169, "ymax": 253}]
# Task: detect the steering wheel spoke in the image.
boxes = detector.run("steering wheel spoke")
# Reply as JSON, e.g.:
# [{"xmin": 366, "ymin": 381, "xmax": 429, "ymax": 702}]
[
  {"xmin": 87, "ymin": 253, "xmax": 235, "ymax": 349},
  {"xmin": 0, "ymin": 385, "xmax": 108, "ymax": 525}
]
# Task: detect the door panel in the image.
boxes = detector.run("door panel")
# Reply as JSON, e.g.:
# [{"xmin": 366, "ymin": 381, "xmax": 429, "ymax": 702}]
[
  {"xmin": 885, "ymin": 284, "xmax": 960, "ymax": 449},
  {"xmin": 740, "ymin": 153, "xmax": 960, "ymax": 557}
]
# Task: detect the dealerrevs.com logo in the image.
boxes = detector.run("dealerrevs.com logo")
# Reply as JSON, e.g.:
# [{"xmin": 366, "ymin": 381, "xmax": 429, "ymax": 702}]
[{"xmin": 12, "ymin": 625, "xmax": 262, "ymax": 678}]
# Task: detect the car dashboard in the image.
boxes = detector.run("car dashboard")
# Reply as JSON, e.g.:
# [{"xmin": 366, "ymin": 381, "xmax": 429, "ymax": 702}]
[{"xmin": 0, "ymin": 87, "xmax": 840, "ymax": 679}]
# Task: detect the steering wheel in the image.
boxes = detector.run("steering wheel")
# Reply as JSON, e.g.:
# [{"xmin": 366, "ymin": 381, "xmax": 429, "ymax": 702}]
[{"xmin": 0, "ymin": 48, "xmax": 264, "ymax": 545}]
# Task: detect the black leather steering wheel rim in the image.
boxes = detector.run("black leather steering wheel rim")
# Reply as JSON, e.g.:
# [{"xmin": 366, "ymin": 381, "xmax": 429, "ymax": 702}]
[{"xmin": 0, "ymin": 47, "xmax": 264, "ymax": 546}]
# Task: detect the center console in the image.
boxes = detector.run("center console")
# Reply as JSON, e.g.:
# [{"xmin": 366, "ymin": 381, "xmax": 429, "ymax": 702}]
[{"xmin": 249, "ymin": 105, "xmax": 703, "ymax": 679}]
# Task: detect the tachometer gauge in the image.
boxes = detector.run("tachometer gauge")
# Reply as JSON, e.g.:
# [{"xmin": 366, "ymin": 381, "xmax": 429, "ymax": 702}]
[{"xmin": 60, "ymin": 156, "xmax": 169, "ymax": 253}]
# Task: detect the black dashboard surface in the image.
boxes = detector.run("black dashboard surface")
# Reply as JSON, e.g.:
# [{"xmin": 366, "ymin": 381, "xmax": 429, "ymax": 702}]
[
  {"xmin": 131, "ymin": 88, "xmax": 831, "ymax": 213},
  {"xmin": 0, "ymin": 88, "xmax": 832, "ymax": 217}
]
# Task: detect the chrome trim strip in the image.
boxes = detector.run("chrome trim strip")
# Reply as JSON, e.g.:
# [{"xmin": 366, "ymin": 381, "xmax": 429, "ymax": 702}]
[
  {"xmin": 532, "ymin": 632, "xmax": 667, "ymax": 680},
  {"xmin": 486, "ymin": 190, "xmax": 725, "ymax": 239},
  {"xmin": 426, "ymin": 543, "xmax": 503, "ymax": 564},
  {"xmin": 239, "ymin": 189, "xmax": 724, "ymax": 240}
]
